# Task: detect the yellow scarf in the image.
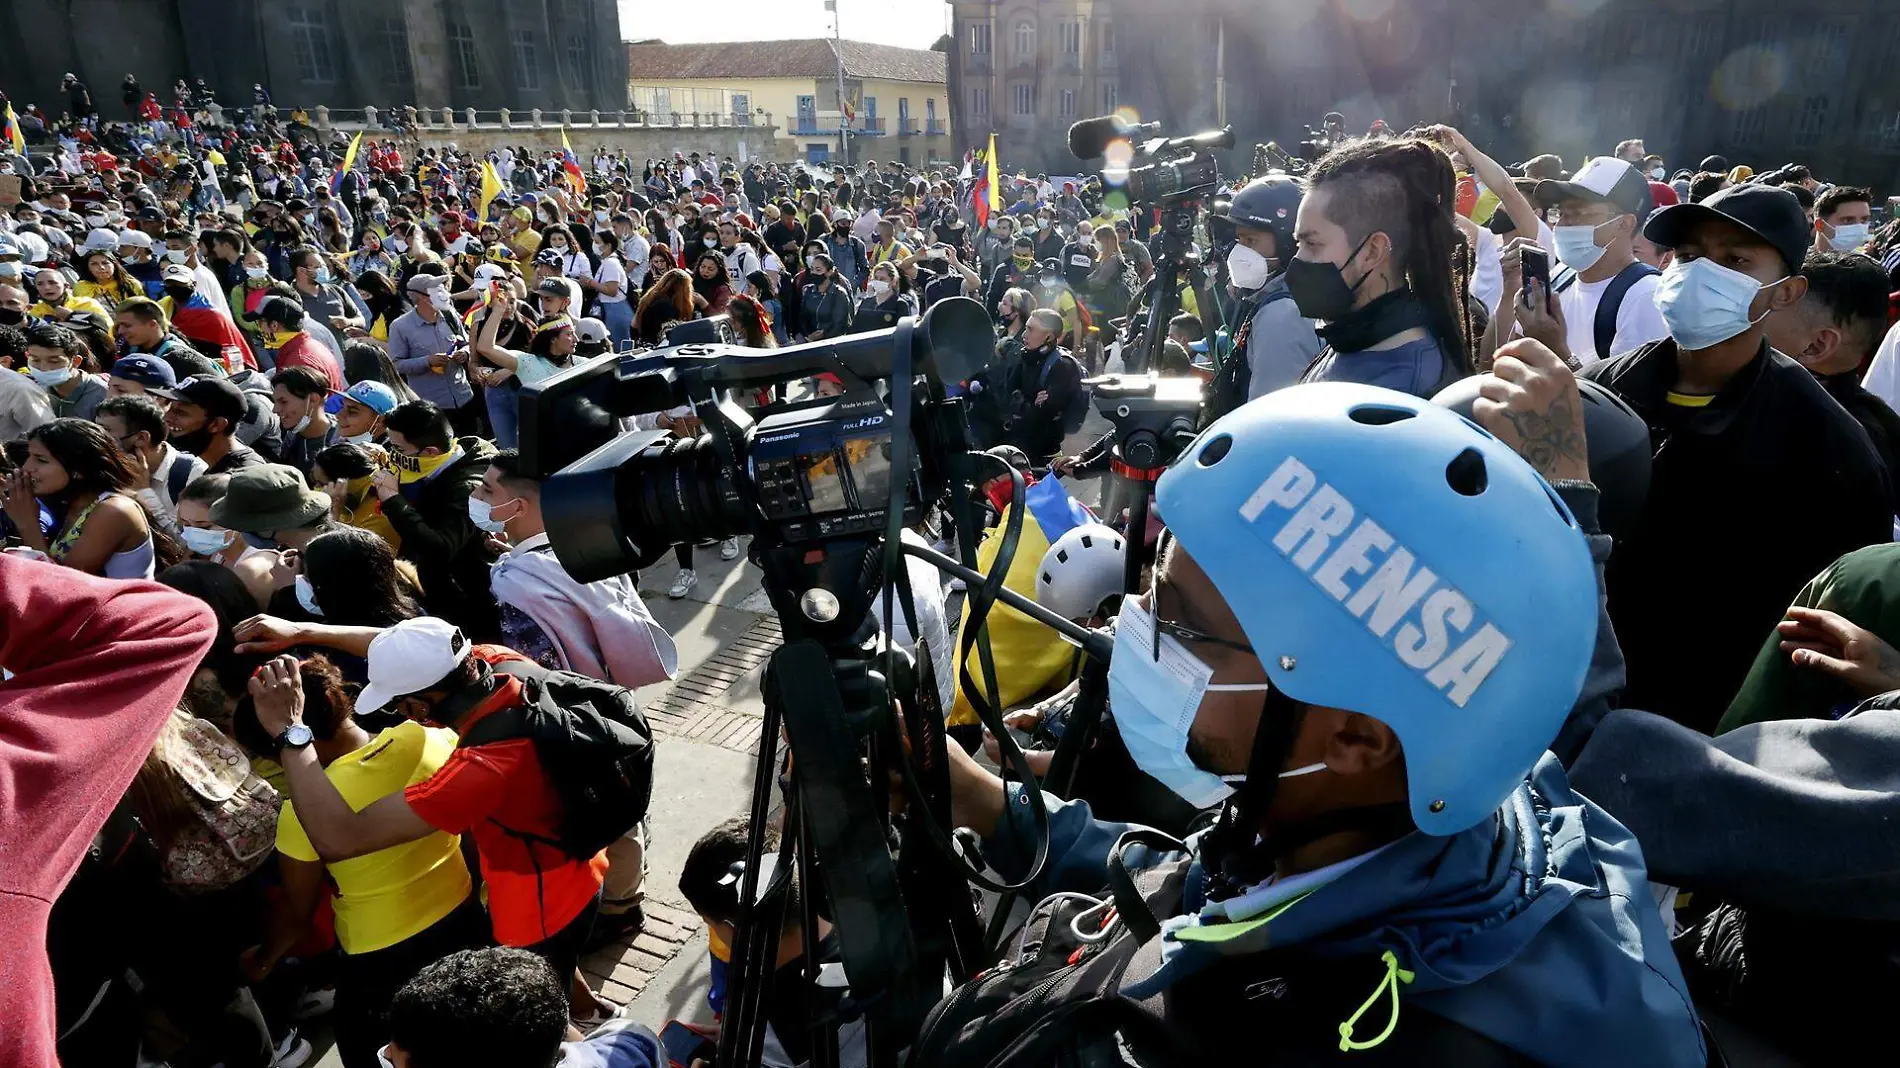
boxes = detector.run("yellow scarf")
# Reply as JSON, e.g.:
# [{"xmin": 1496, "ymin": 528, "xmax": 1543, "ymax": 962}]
[{"xmin": 394, "ymin": 446, "xmax": 462, "ymax": 484}]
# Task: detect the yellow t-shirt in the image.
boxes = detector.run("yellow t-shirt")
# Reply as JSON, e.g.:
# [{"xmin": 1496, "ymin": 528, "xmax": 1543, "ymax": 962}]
[
  {"xmin": 508, "ymin": 227, "xmax": 544, "ymax": 263},
  {"xmin": 75, "ymin": 278, "xmax": 139, "ymax": 309},
  {"xmin": 275, "ymin": 722, "xmax": 472, "ymax": 955}
]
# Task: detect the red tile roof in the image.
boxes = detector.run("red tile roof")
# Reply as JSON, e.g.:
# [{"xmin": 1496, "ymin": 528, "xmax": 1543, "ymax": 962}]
[{"xmin": 626, "ymin": 39, "xmax": 947, "ymax": 84}]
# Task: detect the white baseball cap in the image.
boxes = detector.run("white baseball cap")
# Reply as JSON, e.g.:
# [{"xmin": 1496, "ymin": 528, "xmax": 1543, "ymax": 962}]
[
  {"xmin": 473, "ymin": 262, "xmax": 507, "ymax": 284},
  {"xmin": 118, "ymin": 229, "xmax": 154, "ymax": 250},
  {"xmin": 82, "ymin": 228, "xmax": 121, "ymax": 254},
  {"xmin": 355, "ymin": 617, "xmax": 475, "ymax": 714}
]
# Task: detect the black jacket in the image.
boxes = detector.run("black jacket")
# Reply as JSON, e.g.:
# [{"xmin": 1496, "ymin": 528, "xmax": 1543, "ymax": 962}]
[
  {"xmin": 1580, "ymin": 339, "xmax": 1891, "ymax": 732},
  {"xmin": 378, "ymin": 435, "xmax": 502, "ymax": 641},
  {"xmin": 799, "ymin": 280, "xmax": 853, "ymax": 339},
  {"xmin": 1820, "ymin": 370, "xmax": 1900, "ymax": 515},
  {"xmin": 1005, "ymin": 345, "xmax": 1083, "ymax": 463}
]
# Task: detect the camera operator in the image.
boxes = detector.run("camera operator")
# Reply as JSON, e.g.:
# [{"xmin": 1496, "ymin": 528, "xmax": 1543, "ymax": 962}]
[
  {"xmin": 1206, "ymin": 175, "xmax": 1322, "ymax": 418},
  {"xmin": 912, "ymin": 347, "xmax": 1703, "ymax": 1067},
  {"xmin": 1288, "ymin": 138, "xmax": 1473, "ymax": 398}
]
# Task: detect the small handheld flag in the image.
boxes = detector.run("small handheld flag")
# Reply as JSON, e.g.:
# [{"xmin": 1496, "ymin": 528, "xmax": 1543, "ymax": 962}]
[{"xmin": 330, "ymin": 131, "xmax": 363, "ymax": 196}]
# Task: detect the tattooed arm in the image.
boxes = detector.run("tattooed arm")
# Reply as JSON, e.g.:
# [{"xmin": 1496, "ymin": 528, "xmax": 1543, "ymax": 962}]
[{"xmin": 1470, "ymin": 339, "xmax": 1591, "ymax": 483}]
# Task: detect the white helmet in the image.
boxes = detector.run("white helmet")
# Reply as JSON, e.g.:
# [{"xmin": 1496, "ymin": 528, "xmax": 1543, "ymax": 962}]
[{"xmin": 1035, "ymin": 523, "xmax": 1126, "ymax": 621}]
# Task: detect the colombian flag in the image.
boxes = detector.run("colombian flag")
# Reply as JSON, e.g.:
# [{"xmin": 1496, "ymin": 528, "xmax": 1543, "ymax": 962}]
[
  {"xmin": 2, "ymin": 103, "xmax": 24, "ymax": 154},
  {"xmin": 559, "ymin": 129, "xmax": 586, "ymax": 196},
  {"xmin": 330, "ymin": 131, "xmax": 362, "ymax": 196}
]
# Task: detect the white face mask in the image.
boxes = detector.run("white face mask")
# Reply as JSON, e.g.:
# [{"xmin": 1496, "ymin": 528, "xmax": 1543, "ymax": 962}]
[
  {"xmin": 1829, "ymin": 222, "xmax": 1870, "ymax": 251},
  {"xmin": 468, "ymin": 495, "xmax": 513, "ymax": 533},
  {"xmin": 29, "ymin": 366, "xmax": 73, "ymax": 388},
  {"xmin": 1226, "ymin": 243, "xmax": 1272, "ymax": 291},
  {"xmin": 1107, "ymin": 600, "xmax": 1322, "ymax": 808},
  {"xmin": 1552, "ymin": 223, "xmax": 1610, "ymax": 273},
  {"xmin": 294, "ymin": 574, "xmax": 323, "ymax": 616},
  {"xmin": 245, "ymin": 265, "xmax": 269, "ymax": 280},
  {"xmin": 868, "ymin": 279, "xmax": 891, "ymax": 298},
  {"xmin": 179, "ymin": 525, "xmax": 232, "ymax": 556},
  {"xmin": 345, "ymin": 430, "xmax": 377, "ymax": 445},
  {"xmin": 389, "ymin": 238, "xmax": 408, "ymax": 253},
  {"xmin": 164, "ymin": 249, "xmax": 189, "ymax": 264},
  {"xmin": 1648, "ymin": 167, "xmax": 1665, "ymax": 180},
  {"xmin": 1656, "ymin": 257, "xmax": 1785, "ymax": 351}
]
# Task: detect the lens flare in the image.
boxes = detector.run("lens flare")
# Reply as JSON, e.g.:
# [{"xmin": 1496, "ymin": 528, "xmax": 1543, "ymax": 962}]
[{"xmin": 1710, "ymin": 45, "xmax": 1785, "ymax": 110}]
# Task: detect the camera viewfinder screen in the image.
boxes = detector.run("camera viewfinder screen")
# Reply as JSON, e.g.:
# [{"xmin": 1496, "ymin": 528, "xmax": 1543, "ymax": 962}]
[
  {"xmin": 802, "ymin": 451, "xmax": 849, "ymax": 514},
  {"xmin": 843, "ymin": 436, "xmax": 894, "ymax": 508}
]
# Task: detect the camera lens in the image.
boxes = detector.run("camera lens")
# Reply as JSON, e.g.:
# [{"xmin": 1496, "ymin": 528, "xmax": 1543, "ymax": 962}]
[{"xmin": 616, "ymin": 433, "xmax": 748, "ymax": 550}]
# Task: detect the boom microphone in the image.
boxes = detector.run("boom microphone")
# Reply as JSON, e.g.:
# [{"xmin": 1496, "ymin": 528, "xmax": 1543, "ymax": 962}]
[{"xmin": 1067, "ymin": 115, "xmax": 1162, "ymax": 160}]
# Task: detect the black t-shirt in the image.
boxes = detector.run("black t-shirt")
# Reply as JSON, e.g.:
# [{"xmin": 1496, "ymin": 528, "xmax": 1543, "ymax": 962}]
[{"xmin": 205, "ymin": 441, "xmax": 266, "ymax": 475}]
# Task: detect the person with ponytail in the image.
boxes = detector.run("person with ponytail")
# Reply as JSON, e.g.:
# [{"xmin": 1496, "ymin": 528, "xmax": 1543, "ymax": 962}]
[{"xmin": 1284, "ymin": 137, "xmax": 1475, "ymax": 398}]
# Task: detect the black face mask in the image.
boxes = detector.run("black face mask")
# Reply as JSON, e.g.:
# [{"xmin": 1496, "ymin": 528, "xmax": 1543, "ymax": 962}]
[
  {"xmin": 1281, "ymin": 233, "xmax": 1376, "ymax": 322},
  {"xmin": 171, "ymin": 426, "xmax": 216, "ymax": 454},
  {"xmin": 0, "ymin": 308, "xmax": 22, "ymax": 326}
]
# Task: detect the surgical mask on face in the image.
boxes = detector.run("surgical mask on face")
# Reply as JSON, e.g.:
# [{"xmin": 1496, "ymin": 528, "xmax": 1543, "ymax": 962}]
[
  {"xmin": 165, "ymin": 249, "xmax": 189, "ymax": 264},
  {"xmin": 345, "ymin": 430, "xmax": 377, "ymax": 445},
  {"xmin": 29, "ymin": 366, "xmax": 73, "ymax": 388},
  {"xmin": 289, "ymin": 398, "xmax": 314, "ymax": 435},
  {"xmin": 179, "ymin": 525, "xmax": 232, "ymax": 556},
  {"xmin": 1107, "ymin": 600, "xmax": 1321, "ymax": 808},
  {"xmin": 1552, "ymin": 223, "xmax": 1609, "ymax": 272},
  {"xmin": 388, "ymin": 238, "xmax": 408, "ymax": 253},
  {"xmin": 245, "ymin": 265, "xmax": 269, "ymax": 280},
  {"xmin": 1226, "ymin": 243, "xmax": 1271, "ymax": 291},
  {"xmin": 467, "ymin": 495, "xmax": 511, "ymax": 533},
  {"xmin": 594, "ymin": 210, "xmax": 610, "ymax": 223},
  {"xmin": 1656, "ymin": 257, "xmax": 1786, "ymax": 351},
  {"xmin": 294, "ymin": 574, "xmax": 323, "ymax": 616},
  {"xmin": 1036, "ymin": 219, "xmax": 1050, "ymax": 231},
  {"xmin": 868, "ymin": 279, "xmax": 890, "ymax": 298},
  {"xmin": 313, "ymin": 265, "xmax": 332, "ymax": 285},
  {"xmin": 1648, "ymin": 167, "xmax": 1665, "ymax": 180},
  {"xmin": 1829, "ymin": 222, "xmax": 1870, "ymax": 251},
  {"xmin": 703, "ymin": 235, "xmax": 718, "ymax": 247}
]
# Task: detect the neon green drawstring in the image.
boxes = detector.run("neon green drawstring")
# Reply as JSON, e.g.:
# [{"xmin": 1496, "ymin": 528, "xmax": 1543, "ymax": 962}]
[{"xmin": 1337, "ymin": 949, "xmax": 1416, "ymax": 1052}]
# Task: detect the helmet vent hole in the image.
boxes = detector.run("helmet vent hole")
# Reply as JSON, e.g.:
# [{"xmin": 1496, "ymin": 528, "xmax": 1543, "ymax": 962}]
[
  {"xmin": 1349, "ymin": 404, "xmax": 1416, "ymax": 426},
  {"xmin": 1197, "ymin": 434, "xmax": 1234, "ymax": 466},
  {"xmin": 1056, "ymin": 549, "xmax": 1070, "ymax": 564},
  {"xmin": 1080, "ymin": 535, "xmax": 1094, "ymax": 549},
  {"xmin": 1445, "ymin": 448, "xmax": 1488, "ymax": 496}
]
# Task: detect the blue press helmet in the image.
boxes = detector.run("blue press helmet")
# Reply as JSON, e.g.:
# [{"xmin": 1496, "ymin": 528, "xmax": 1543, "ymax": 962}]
[{"xmin": 1155, "ymin": 383, "xmax": 1598, "ymax": 835}]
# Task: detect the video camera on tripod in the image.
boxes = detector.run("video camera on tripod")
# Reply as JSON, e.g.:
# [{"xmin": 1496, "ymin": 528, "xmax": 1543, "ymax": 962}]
[{"xmin": 519, "ymin": 298, "xmax": 1114, "ymax": 1068}]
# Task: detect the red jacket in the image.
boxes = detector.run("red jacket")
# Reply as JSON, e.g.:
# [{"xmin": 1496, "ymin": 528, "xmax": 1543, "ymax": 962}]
[
  {"xmin": 0, "ymin": 556, "xmax": 216, "ymax": 1068},
  {"xmin": 274, "ymin": 331, "xmax": 344, "ymax": 391}
]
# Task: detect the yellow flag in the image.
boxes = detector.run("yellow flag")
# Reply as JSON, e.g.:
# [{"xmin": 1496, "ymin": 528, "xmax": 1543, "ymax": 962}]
[
  {"xmin": 331, "ymin": 130, "xmax": 363, "ymax": 195},
  {"xmin": 477, "ymin": 160, "xmax": 504, "ymax": 223},
  {"xmin": 985, "ymin": 133, "xmax": 1000, "ymax": 213}
]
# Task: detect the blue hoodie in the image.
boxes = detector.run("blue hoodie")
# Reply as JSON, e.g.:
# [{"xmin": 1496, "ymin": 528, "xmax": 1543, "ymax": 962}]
[
  {"xmin": 981, "ymin": 485, "xmax": 1704, "ymax": 1067},
  {"xmin": 984, "ymin": 759, "xmax": 1702, "ymax": 1067}
]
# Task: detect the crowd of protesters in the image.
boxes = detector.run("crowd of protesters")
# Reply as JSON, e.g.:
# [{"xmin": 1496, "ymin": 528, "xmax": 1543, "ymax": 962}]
[{"xmin": 9, "ymin": 63, "xmax": 1900, "ymax": 1068}]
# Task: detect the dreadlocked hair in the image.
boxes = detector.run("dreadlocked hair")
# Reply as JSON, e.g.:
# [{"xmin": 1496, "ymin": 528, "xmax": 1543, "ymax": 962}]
[{"xmin": 1304, "ymin": 136, "xmax": 1475, "ymax": 375}]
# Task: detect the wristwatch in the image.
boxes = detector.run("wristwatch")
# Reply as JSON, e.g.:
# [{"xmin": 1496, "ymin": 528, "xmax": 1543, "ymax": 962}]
[{"xmin": 275, "ymin": 723, "xmax": 315, "ymax": 751}]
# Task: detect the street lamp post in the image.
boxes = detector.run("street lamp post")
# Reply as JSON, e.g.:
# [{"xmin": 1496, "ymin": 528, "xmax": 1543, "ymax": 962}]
[{"xmin": 828, "ymin": 0, "xmax": 850, "ymax": 165}]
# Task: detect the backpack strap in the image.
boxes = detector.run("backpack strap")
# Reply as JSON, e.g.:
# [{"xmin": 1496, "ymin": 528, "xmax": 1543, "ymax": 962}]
[
  {"xmin": 165, "ymin": 453, "xmax": 195, "ymax": 504},
  {"xmin": 1593, "ymin": 260, "xmax": 1661, "ymax": 362}
]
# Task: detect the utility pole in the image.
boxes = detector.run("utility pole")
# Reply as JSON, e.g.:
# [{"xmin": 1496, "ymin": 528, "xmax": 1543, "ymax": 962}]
[
  {"xmin": 1215, "ymin": 17, "xmax": 1227, "ymax": 129},
  {"xmin": 827, "ymin": 0, "xmax": 851, "ymax": 165}
]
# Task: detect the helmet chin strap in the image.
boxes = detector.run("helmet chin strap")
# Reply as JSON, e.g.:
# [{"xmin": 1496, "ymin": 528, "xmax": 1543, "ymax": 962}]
[{"xmin": 1203, "ymin": 686, "xmax": 1414, "ymax": 900}]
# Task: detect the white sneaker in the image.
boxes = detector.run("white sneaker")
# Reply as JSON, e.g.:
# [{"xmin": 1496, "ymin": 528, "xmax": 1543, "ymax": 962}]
[
  {"xmin": 269, "ymin": 1028, "xmax": 313, "ymax": 1068},
  {"xmin": 719, "ymin": 537, "xmax": 741, "ymax": 561},
  {"xmin": 668, "ymin": 568, "xmax": 698, "ymax": 598},
  {"xmin": 292, "ymin": 987, "xmax": 334, "ymax": 1020}
]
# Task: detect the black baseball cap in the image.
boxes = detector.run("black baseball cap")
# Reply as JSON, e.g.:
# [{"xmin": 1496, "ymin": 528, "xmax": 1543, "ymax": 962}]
[
  {"xmin": 1643, "ymin": 183, "xmax": 1811, "ymax": 275},
  {"xmin": 252, "ymin": 294, "xmax": 305, "ymax": 328},
  {"xmin": 153, "ymin": 375, "xmax": 246, "ymax": 424}
]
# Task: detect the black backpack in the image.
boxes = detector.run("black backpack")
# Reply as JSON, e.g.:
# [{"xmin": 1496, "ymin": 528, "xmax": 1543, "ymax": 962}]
[
  {"xmin": 908, "ymin": 833, "xmax": 1542, "ymax": 1068},
  {"xmin": 1551, "ymin": 260, "xmax": 1661, "ymax": 363},
  {"xmin": 457, "ymin": 659, "xmax": 656, "ymax": 861}
]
